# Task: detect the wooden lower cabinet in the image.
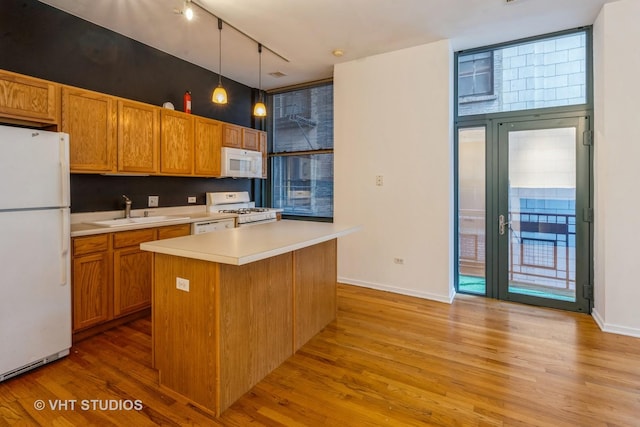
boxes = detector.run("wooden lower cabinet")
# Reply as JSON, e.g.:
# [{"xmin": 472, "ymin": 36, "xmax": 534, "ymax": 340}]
[
  {"xmin": 72, "ymin": 245, "xmax": 111, "ymax": 331},
  {"xmin": 112, "ymin": 228, "xmax": 156, "ymax": 317},
  {"xmin": 72, "ymin": 223, "xmax": 191, "ymax": 337}
]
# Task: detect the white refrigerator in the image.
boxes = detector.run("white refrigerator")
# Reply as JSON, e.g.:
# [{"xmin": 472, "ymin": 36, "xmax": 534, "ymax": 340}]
[{"xmin": 0, "ymin": 125, "xmax": 72, "ymax": 382}]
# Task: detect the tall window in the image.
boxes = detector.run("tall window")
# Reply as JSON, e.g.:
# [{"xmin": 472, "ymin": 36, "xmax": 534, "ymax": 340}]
[
  {"xmin": 457, "ymin": 30, "xmax": 588, "ymax": 116},
  {"xmin": 269, "ymin": 82, "xmax": 333, "ymax": 219}
]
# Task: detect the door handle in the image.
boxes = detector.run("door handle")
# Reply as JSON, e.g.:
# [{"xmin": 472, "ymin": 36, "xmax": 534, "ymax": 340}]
[{"xmin": 499, "ymin": 214, "xmax": 510, "ymax": 236}]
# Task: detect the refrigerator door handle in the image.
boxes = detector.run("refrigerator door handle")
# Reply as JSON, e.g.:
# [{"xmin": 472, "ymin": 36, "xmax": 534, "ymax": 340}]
[
  {"xmin": 59, "ymin": 135, "xmax": 70, "ymax": 207},
  {"xmin": 60, "ymin": 209, "xmax": 70, "ymax": 286}
]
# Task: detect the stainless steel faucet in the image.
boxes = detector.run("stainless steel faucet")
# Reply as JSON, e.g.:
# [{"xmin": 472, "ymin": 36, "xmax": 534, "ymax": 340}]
[{"xmin": 122, "ymin": 195, "xmax": 132, "ymax": 218}]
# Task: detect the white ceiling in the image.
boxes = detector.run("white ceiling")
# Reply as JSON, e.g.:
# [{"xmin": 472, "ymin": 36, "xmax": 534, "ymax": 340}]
[{"xmin": 39, "ymin": 0, "xmax": 616, "ymax": 91}]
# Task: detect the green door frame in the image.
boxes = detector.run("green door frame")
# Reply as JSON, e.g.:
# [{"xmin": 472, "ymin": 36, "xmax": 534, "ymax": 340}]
[
  {"xmin": 455, "ymin": 110, "xmax": 593, "ymax": 313},
  {"xmin": 495, "ymin": 114, "xmax": 592, "ymax": 313}
]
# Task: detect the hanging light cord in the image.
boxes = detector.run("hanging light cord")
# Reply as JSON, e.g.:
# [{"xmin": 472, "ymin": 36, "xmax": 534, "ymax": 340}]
[
  {"xmin": 217, "ymin": 18, "xmax": 223, "ymax": 86},
  {"xmin": 258, "ymin": 43, "xmax": 263, "ymax": 100}
]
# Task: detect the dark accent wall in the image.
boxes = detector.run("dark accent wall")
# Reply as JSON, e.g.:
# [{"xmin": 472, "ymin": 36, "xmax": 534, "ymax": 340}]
[
  {"xmin": 70, "ymin": 175, "xmax": 251, "ymax": 213},
  {"xmin": 1, "ymin": 0, "xmax": 263, "ymax": 212}
]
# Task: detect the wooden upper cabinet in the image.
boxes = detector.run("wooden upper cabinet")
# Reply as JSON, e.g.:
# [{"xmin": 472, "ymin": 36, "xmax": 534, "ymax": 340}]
[
  {"xmin": 62, "ymin": 87, "xmax": 116, "ymax": 173},
  {"xmin": 242, "ymin": 128, "xmax": 260, "ymax": 151},
  {"xmin": 0, "ymin": 69, "xmax": 60, "ymax": 125},
  {"xmin": 118, "ymin": 99, "xmax": 159, "ymax": 173},
  {"xmin": 194, "ymin": 116, "xmax": 222, "ymax": 176},
  {"xmin": 259, "ymin": 131, "xmax": 267, "ymax": 179},
  {"xmin": 222, "ymin": 123, "xmax": 242, "ymax": 148},
  {"xmin": 160, "ymin": 109, "xmax": 194, "ymax": 175}
]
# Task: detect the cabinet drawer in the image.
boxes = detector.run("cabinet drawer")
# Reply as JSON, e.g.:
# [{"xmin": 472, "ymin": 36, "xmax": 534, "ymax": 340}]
[
  {"xmin": 157, "ymin": 223, "xmax": 191, "ymax": 240},
  {"xmin": 73, "ymin": 234, "xmax": 110, "ymax": 256},
  {"xmin": 113, "ymin": 228, "xmax": 157, "ymax": 248}
]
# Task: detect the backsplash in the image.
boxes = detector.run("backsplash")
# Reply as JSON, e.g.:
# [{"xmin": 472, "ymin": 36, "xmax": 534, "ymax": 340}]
[{"xmin": 70, "ymin": 174, "xmax": 252, "ymax": 213}]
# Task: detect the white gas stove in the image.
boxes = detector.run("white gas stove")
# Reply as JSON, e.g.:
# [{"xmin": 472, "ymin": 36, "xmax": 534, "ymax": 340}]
[{"xmin": 206, "ymin": 192, "xmax": 279, "ymax": 226}]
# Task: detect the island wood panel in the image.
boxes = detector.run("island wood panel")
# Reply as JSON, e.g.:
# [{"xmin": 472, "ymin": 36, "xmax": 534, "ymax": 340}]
[
  {"xmin": 62, "ymin": 87, "xmax": 116, "ymax": 172},
  {"xmin": 160, "ymin": 109, "xmax": 194, "ymax": 175},
  {"xmin": 149, "ymin": 239, "xmax": 337, "ymax": 416},
  {"xmin": 117, "ymin": 99, "xmax": 159, "ymax": 173},
  {"xmin": 218, "ymin": 253, "xmax": 294, "ymax": 413},
  {"xmin": 153, "ymin": 253, "xmax": 219, "ymax": 414},
  {"xmin": 293, "ymin": 239, "xmax": 337, "ymax": 350}
]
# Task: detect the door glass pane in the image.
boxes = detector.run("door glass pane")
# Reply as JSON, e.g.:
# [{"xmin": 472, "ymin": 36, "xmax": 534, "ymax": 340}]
[
  {"xmin": 458, "ymin": 127, "xmax": 486, "ymax": 294},
  {"xmin": 507, "ymin": 128, "xmax": 576, "ymax": 302}
]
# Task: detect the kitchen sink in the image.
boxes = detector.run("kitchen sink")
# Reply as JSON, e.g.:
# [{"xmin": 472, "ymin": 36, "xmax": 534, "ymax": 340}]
[{"xmin": 86, "ymin": 216, "xmax": 190, "ymax": 227}]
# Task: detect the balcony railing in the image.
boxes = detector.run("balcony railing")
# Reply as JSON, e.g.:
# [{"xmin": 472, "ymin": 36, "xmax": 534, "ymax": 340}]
[{"xmin": 459, "ymin": 210, "xmax": 576, "ymax": 292}]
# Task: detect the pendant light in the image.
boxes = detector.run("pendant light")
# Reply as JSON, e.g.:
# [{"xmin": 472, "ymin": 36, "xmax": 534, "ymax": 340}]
[
  {"xmin": 212, "ymin": 18, "xmax": 228, "ymax": 104},
  {"xmin": 253, "ymin": 43, "xmax": 267, "ymax": 117}
]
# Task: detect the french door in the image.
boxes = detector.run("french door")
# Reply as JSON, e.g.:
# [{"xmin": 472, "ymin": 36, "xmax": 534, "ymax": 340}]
[{"xmin": 457, "ymin": 115, "xmax": 592, "ymax": 312}]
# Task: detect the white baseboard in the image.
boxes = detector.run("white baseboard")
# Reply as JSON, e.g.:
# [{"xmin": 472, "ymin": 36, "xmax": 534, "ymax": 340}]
[
  {"xmin": 338, "ymin": 277, "xmax": 455, "ymax": 304},
  {"xmin": 591, "ymin": 308, "xmax": 640, "ymax": 338}
]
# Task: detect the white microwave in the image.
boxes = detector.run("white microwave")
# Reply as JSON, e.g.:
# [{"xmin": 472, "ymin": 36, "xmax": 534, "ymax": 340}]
[{"xmin": 220, "ymin": 147, "xmax": 262, "ymax": 178}]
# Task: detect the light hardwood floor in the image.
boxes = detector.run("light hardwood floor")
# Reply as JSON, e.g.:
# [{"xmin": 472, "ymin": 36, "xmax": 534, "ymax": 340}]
[{"xmin": 1, "ymin": 284, "xmax": 639, "ymax": 426}]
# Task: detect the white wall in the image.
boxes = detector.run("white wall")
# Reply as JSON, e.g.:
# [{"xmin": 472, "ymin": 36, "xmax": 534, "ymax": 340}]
[
  {"xmin": 334, "ymin": 40, "xmax": 454, "ymax": 302},
  {"xmin": 333, "ymin": 1, "xmax": 640, "ymax": 338},
  {"xmin": 592, "ymin": 0, "xmax": 640, "ymax": 337}
]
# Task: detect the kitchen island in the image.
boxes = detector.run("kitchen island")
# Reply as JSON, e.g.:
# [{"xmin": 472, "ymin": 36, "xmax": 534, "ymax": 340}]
[{"xmin": 140, "ymin": 220, "xmax": 359, "ymax": 416}]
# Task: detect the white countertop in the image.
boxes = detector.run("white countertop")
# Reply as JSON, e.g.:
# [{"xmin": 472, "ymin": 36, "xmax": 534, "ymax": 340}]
[
  {"xmin": 140, "ymin": 220, "xmax": 361, "ymax": 265},
  {"xmin": 70, "ymin": 206, "xmax": 237, "ymax": 237}
]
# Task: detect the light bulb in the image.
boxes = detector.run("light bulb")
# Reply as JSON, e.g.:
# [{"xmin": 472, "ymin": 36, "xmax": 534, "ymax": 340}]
[
  {"xmin": 253, "ymin": 101, "xmax": 267, "ymax": 117},
  {"xmin": 212, "ymin": 85, "xmax": 228, "ymax": 104},
  {"xmin": 184, "ymin": 6, "xmax": 194, "ymax": 20}
]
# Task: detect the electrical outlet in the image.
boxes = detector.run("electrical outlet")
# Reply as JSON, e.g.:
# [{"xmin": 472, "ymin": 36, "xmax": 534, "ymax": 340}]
[
  {"xmin": 188, "ymin": 196, "xmax": 197, "ymax": 204},
  {"xmin": 148, "ymin": 195, "xmax": 159, "ymax": 207},
  {"xmin": 393, "ymin": 257, "xmax": 404, "ymax": 265},
  {"xmin": 176, "ymin": 277, "xmax": 190, "ymax": 292},
  {"xmin": 376, "ymin": 175, "xmax": 384, "ymax": 186}
]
